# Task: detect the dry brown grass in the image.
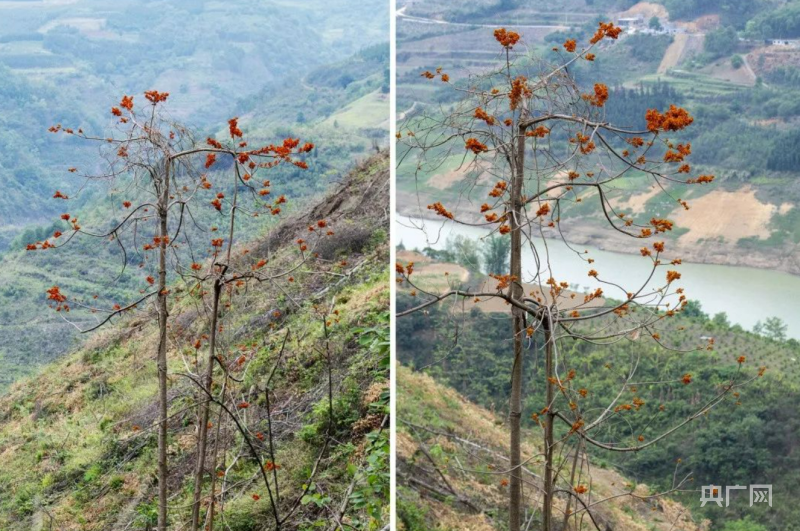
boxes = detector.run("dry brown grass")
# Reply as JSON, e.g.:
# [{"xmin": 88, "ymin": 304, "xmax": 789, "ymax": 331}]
[{"xmin": 398, "ymin": 366, "xmax": 707, "ymax": 531}]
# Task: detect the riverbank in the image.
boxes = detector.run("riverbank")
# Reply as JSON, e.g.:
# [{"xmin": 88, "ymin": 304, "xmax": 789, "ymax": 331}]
[{"xmin": 396, "ymin": 210, "xmax": 800, "ymax": 338}]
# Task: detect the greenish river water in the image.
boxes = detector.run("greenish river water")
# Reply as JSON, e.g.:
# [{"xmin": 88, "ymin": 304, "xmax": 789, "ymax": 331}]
[{"xmin": 396, "ymin": 215, "xmax": 800, "ymax": 339}]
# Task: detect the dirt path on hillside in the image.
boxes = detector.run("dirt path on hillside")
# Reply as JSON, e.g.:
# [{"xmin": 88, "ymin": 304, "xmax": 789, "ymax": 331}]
[
  {"xmin": 659, "ymin": 34, "xmax": 687, "ymax": 73},
  {"xmin": 658, "ymin": 33, "xmax": 705, "ymax": 74},
  {"xmin": 396, "ymin": 6, "xmax": 568, "ymax": 30}
]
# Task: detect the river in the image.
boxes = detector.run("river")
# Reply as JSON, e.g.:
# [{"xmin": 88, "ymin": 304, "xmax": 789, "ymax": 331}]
[{"xmin": 396, "ymin": 215, "xmax": 800, "ymax": 339}]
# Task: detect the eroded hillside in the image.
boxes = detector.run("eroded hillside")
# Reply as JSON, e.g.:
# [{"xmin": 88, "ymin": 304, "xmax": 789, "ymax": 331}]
[
  {"xmin": 397, "ymin": 366, "xmax": 707, "ymax": 531},
  {"xmin": 0, "ymin": 153, "xmax": 390, "ymax": 531}
]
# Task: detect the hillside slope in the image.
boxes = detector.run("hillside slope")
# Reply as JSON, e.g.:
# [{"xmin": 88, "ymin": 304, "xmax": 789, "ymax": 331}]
[
  {"xmin": 0, "ymin": 153, "xmax": 390, "ymax": 531},
  {"xmin": 397, "ymin": 366, "xmax": 706, "ymax": 531}
]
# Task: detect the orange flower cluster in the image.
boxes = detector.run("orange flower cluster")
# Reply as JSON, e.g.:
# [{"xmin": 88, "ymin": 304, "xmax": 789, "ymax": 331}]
[
  {"xmin": 571, "ymin": 133, "xmax": 595, "ymax": 154},
  {"xmin": 144, "ymin": 90, "xmax": 169, "ymax": 104},
  {"xmin": 205, "ymin": 153, "xmax": 217, "ymax": 169},
  {"xmin": 474, "ymin": 107, "xmax": 496, "ymax": 126},
  {"xmin": 395, "ymin": 262, "xmax": 409, "ymax": 278},
  {"xmin": 666, "ymin": 270, "xmax": 681, "ymax": 283},
  {"xmin": 574, "ymin": 485, "xmax": 588, "ymax": 494},
  {"xmin": 489, "ymin": 181, "xmax": 507, "ymax": 198},
  {"xmin": 420, "ymin": 66, "xmax": 449, "ymax": 82},
  {"xmin": 664, "ymin": 142, "xmax": 691, "ymax": 162},
  {"xmin": 682, "ymin": 373, "xmax": 693, "ymax": 385},
  {"xmin": 509, "ymin": 76, "xmax": 531, "ymax": 110},
  {"xmin": 120, "ymin": 95, "xmax": 134, "ymax": 111},
  {"xmin": 627, "ymin": 137, "xmax": 644, "ymax": 147},
  {"xmin": 526, "ymin": 125, "xmax": 550, "ymax": 138},
  {"xmin": 47, "ymin": 286, "xmax": 68, "ymax": 311},
  {"xmin": 465, "ymin": 137, "xmax": 489, "ymax": 154},
  {"xmin": 650, "ymin": 218, "xmax": 673, "ymax": 233},
  {"xmin": 590, "ymin": 21, "xmax": 622, "ymax": 44},
  {"xmin": 584, "ymin": 288, "xmax": 603, "ymax": 303},
  {"xmin": 207, "ymin": 137, "xmax": 222, "ymax": 149},
  {"xmin": 228, "ymin": 117, "xmax": 243, "ymax": 138},
  {"xmin": 563, "ymin": 39, "xmax": 577, "ymax": 52},
  {"xmin": 494, "ymin": 28, "xmax": 520, "ymax": 48},
  {"xmin": 688, "ymin": 175, "xmax": 715, "ymax": 184},
  {"xmin": 490, "ymin": 273, "xmax": 517, "ymax": 290},
  {"xmin": 583, "ymin": 83, "xmax": 608, "ymax": 107},
  {"xmin": 645, "ymin": 105, "xmax": 693, "ymax": 132},
  {"xmin": 535, "ymin": 203, "xmax": 550, "ymax": 217},
  {"xmin": 427, "ymin": 201, "xmax": 454, "ymax": 219}
]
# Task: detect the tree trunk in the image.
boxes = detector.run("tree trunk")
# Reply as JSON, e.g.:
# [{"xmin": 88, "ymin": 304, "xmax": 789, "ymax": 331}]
[
  {"xmin": 508, "ymin": 125, "xmax": 526, "ymax": 531},
  {"xmin": 190, "ymin": 279, "xmax": 222, "ymax": 531},
  {"xmin": 543, "ymin": 318, "xmax": 555, "ymax": 531},
  {"xmin": 562, "ymin": 440, "xmax": 582, "ymax": 531},
  {"xmin": 156, "ymin": 161, "xmax": 171, "ymax": 531}
]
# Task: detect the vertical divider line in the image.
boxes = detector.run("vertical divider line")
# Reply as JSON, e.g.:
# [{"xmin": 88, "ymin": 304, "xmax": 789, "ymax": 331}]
[{"xmin": 389, "ymin": 0, "xmax": 398, "ymax": 528}]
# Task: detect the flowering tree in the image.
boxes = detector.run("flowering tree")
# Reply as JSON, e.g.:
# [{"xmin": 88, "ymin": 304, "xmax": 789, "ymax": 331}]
[
  {"xmin": 35, "ymin": 92, "xmax": 335, "ymax": 530},
  {"xmin": 397, "ymin": 26, "xmax": 762, "ymax": 531}
]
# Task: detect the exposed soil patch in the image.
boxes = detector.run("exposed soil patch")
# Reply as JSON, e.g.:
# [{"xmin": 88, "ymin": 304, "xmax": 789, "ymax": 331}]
[
  {"xmin": 672, "ymin": 187, "xmax": 782, "ymax": 244},
  {"xmin": 618, "ymin": 2, "xmax": 668, "ymax": 20},
  {"xmin": 609, "ymin": 186, "xmax": 661, "ymax": 214},
  {"xmin": 658, "ymin": 34, "xmax": 704, "ymax": 74}
]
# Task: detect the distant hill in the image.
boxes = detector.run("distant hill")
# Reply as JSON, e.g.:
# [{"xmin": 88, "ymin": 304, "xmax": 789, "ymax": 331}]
[
  {"xmin": 396, "ymin": 0, "xmax": 800, "ymax": 275},
  {"xmin": 0, "ymin": 0, "xmax": 388, "ymax": 249}
]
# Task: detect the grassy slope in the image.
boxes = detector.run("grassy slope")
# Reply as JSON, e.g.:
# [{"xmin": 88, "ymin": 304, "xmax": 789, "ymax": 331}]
[
  {"xmin": 397, "ymin": 365, "xmax": 706, "ymax": 531},
  {"xmin": 0, "ymin": 153, "xmax": 390, "ymax": 531}
]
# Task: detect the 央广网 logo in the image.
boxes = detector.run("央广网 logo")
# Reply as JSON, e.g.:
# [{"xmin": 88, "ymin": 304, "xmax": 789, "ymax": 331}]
[{"xmin": 700, "ymin": 484, "xmax": 771, "ymax": 507}]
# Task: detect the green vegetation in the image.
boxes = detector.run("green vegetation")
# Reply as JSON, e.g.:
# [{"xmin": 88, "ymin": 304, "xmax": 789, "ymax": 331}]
[
  {"xmin": 745, "ymin": 1, "xmax": 800, "ymax": 38},
  {"xmin": 398, "ymin": 282, "xmax": 800, "ymax": 530},
  {"xmin": 0, "ymin": 153, "xmax": 390, "ymax": 530}
]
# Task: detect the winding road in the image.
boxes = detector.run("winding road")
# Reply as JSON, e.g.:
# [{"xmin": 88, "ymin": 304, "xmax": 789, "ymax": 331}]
[{"xmin": 396, "ymin": 5, "xmax": 569, "ymax": 30}]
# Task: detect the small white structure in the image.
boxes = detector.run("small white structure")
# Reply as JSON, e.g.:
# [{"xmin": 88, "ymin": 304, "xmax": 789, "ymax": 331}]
[
  {"xmin": 771, "ymin": 39, "xmax": 800, "ymax": 48},
  {"xmin": 618, "ymin": 15, "xmax": 644, "ymax": 29}
]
